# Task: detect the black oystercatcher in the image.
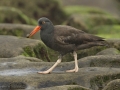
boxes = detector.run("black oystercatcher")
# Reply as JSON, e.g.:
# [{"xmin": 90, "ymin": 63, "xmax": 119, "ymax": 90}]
[{"xmin": 27, "ymin": 17, "xmax": 106, "ymax": 74}]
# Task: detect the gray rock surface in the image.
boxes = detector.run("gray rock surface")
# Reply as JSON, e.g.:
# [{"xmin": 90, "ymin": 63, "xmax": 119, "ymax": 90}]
[
  {"xmin": 40, "ymin": 85, "xmax": 91, "ymax": 90},
  {"xmin": 0, "ymin": 55, "xmax": 120, "ymax": 89},
  {"xmin": 65, "ymin": 14, "xmax": 120, "ymax": 32},
  {"xmin": 96, "ymin": 48, "xmax": 120, "ymax": 55},
  {"xmin": 0, "ymin": 23, "xmax": 40, "ymax": 39},
  {"xmin": 0, "ymin": 34, "xmax": 120, "ymax": 90},
  {"xmin": 107, "ymin": 39, "xmax": 120, "ymax": 50},
  {"xmin": 103, "ymin": 79, "xmax": 120, "ymax": 90},
  {"xmin": 61, "ymin": 0, "xmax": 120, "ymax": 16},
  {"xmin": 0, "ymin": 35, "xmax": 50, "ymax": 61}
]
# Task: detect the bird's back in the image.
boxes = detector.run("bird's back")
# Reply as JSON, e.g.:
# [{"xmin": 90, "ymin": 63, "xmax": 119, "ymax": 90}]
[{"xmin": 51, "ymin": 25, "xmax": 106, "ymax": 55}]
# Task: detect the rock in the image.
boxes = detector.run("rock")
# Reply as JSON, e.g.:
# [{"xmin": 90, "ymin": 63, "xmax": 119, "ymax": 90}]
[
  {"xmin": 92, "ymin": 25, "xmax": 120, "ymax": 39},
  {"xmin": 64, "ymin": 6, "xmax": 110, "ymax": 15},
  {"xmin": 96, "ymin": 48, "xmax": 120, "ymax": 55},
  {"xmin": 107, "ymin": 39, "xmax": 120, "ymax": 50},
  {"xmin": 40, "ymin": 85, "xmax": 91, "ymax": 90},
  {"xmin": 0, "ymin": 0, "xmax": 67, "ymax": 24},
  {"xmin": 0, "ymin": 35, "xmax": 50, "ymax": 61},
  {"xmin": 0, "ymin": 7, "xmax": 36, "ymax": 25},
  {"xmin": 0, "ymin": 35, "xmax": 107, "ymax": 62},
  {"xmin": 103, "ymin": 79, "xmax": 120, "ymax": 90},
  {"xmin": 0, "ymin": 24, "xmax": 109, "ymax": 62},
  {"xmin": 61, "ymin": 0, "xmax": 120, "ymax": 16},
  {"xmin": 0, "ymin": 55, "xmax": 120, "ymax": 89},
  {"xmin": 0, "ymin": 23, "xmax": 40, "ymax": 39},
  {"xmin": 47, "ymin": 45, "xmax": 108, "ymax": 62},
  {"xmin": 65, "ymin": 14, "xmax": 120, "ymax": 32},
  {"xmin": 77, "ymin": 55, "xmax": 120, "ymax": 68}
]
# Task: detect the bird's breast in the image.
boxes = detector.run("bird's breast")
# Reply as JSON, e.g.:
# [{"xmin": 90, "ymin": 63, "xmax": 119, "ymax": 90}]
[{"xmin": 40, "ymin": 33, "xmax": 54, "ymax": 48}]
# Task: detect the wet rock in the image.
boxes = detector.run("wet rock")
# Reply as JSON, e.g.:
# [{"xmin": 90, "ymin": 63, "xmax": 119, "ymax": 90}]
[
  {"xmin": 0, "ymin": 0, "xmax": 67, "ymax": 24},
  {"xmin": 96, "ymin": 48, "xmax": 120, "ymax": 55},
  {"xmin": 65, "ymin": 14, "xmax": 120, "ymax": 32},
  {"xmin": 77, "ymin": 55, "xmax": 120, "ymax": 68},
  {"xmin": 0, "ymin": 55, "xmax": 120, "ymax": 89},
  {"xmin": 40, "ymin": 85, "xmax": 91, "ymax": 90},
  {"xmin": 103, "ymin": 79, "xmax": 120, "ymax": 90},
  {"xmin": 0, "ymin": 35, "xmax": 50, "ymax": 61},
  {"xmin": 0, "ymin": 7, "xmax": 36, "ymax": 25},
  {"xmin": 0, "ymin": 34, "xmax": 114, "ymax": 62},
  {"xmin": 107, "ymin": 39, "xmax": 120, "ymax": 50},
  {"xmin": 64, "ymin": 6, "xmax": 110, "ymax": 15},
  {"xmin": 0, "ymin": 23, "xmax": 40, "ymax": 39},
  {"xmin": 92, "ymin": 25, "xmax": 120, "ymax": 37}
]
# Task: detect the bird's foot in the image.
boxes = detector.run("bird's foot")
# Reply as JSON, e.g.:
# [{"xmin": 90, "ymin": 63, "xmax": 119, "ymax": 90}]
[
  {"xmin": 38, "ymin": 71, "xmax": 51, "ymax": 74},
  {"xmin": 66, "ymin": 68, "xmax": 78, "ymax": 73}
]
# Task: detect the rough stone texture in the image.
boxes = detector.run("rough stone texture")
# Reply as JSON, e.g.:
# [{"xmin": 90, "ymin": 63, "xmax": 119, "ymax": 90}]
[
  {"xmin": 0, "ymin": 55, "xmax": 120, "ymax": 89},
  {"xmin": 0, "ymin": 32, "xmax": 120, "ymax": 90},
  {"xmin": 0, "ymin": 23, "xmax": 40, "ymax": 39},
  {"xmin": 40, "ymin": 85, "xmax": 91, "ymax": 90},
  {"xmin": 0, "ymin": 34, "xmax": 109, "ymax": 62},
  {"xmin": 0, "ymin": 0, "xmax": 67, "ymax": 24},
  {"xmin": 103, "ymin": 79, "xmax": 120, "ymax": 90},
  {"xmin": 65, "ymin": 14, "xmax": 120, "ymax": 32},
  {"xmin": 0, "ymin": 7, "xmax": 36, "ymax": 25},
  {"xmin": 96, "ymin": 48, "xmax": 120, "ymax": 55},
  {"xmin": 107, "ymin": 39, "xmax": 120, "ymax": 50},
  {"xmin": 0, "ymin": 35, "xmax": 50, "ymax": 61},
  {"xmin": 61, "ymin": 0, "xmax": 120, "ymax": 16}
]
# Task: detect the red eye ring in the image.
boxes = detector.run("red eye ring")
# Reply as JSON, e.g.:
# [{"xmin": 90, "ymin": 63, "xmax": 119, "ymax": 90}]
[{"xmin": 42, "ymin": 21, "xmax": 45, "ymax": 24}]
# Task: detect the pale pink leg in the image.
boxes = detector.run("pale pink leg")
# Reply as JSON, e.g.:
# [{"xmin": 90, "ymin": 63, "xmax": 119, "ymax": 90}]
[
  {"xmin": 38, "ymin": 56, "xmax": 62, "ymax": 74},
  {"xmin": 66, "ymin": 51, "xmax": 79, "ymax": 72}
]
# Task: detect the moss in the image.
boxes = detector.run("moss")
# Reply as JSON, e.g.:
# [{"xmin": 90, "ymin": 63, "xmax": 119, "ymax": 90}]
[
  {"xmin": 0, "ymin": 6, "xmax": 37, "ymax": 25},
  {"xmin": 22, "ymin": 46, "xmax": 36, "ymax": 57},
  {"xmin": 65, "ymin": 14, "xmax": 120, "ymax": 32},
  {"xmin": 64, "ymin": 6, "xmax": 111, "ymax": 16},
  {"xmin": 92, "ymin": 25, "xmax": 120, "ymax": 39},
  {"xmin": 68, "ymin": 87, "xmax": 85, "ymax": 90},
  {"xmin": 47, "ymin": 48, "xmax": 59, "ymax": 62},
  {"xmin": 66, "ymin": 81, "xmax": 78, "ymax": 85},
  {"xmin": 0, "ymin": 29, "xmax": 24, "ymax": 36},
  {"xmin": 14, "ymin": 29, "xmax": 23, "ymax": 36},
  {"xmin": 68, "ymin": 86, "xmax": 89, "ymax": 90},
  {"xmin": 90, "ymin": 73, "xmax": 120, "ymax": 90},
  {"xmin": 33, "ymin": 43, "xmax": 51, "ymax": 62},
  {"xmin": 103, "ymin": 79, "xmax": 120, "ymax": 90},
  {"xmin": 0, "ymin": 0, "xmax": 67, "ymax": 24},
  {"xmin": 56, "ymin": 46, "xmax": 107, "ymax": 62},
  {"xmin": 76, "ymin": 46, "xmax": 107, "ymax": 61},
  {"xmin": 22, "ymin": 43, "xmax": 50, "ymax": 62}
]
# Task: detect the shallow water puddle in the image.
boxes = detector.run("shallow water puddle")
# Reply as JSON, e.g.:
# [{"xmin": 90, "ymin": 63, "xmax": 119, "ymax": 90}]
[{"xmin": 0, "ymin": 68, "xmax": 38, "ymax": 76}]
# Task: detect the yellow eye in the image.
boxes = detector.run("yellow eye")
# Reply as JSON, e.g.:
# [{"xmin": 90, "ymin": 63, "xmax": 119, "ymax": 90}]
[{"xmin": 42, "ymin": 21, "xmax": 45, "ymax": 24}]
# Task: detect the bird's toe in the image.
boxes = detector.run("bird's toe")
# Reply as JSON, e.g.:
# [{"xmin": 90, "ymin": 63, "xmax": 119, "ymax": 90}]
[
  {"xmin": 66, "ymin": 68, "xmax": 78, "ymax": 73},
  {"xmin": 37, "ymin": 71, "xmax": 51, "ymax": 74}
]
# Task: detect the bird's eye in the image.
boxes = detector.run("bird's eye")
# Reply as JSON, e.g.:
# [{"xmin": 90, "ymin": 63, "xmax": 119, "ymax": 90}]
[{"xmin": 42, "ymin": 21, "xmax": 45, "ymax": 24}]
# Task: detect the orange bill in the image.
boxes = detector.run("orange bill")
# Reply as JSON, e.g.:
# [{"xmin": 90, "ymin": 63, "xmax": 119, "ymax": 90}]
[{"xmin": 27, "ymin": 26, "xmax": 41, "ymax": 38}]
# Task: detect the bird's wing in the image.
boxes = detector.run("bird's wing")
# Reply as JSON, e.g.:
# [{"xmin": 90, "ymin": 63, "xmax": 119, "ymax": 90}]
[{"xmin": 54, "ymin": 25, "xmax": 104, "ymax": 45}]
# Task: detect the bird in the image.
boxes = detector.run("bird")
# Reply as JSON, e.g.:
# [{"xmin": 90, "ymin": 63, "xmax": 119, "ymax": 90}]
[{"xmin": 27, "ymin": 17, "xmax": 107, "ymax": 74}]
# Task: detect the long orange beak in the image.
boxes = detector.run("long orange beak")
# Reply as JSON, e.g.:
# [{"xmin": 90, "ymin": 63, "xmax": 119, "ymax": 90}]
[{"xmin": 27, "ymin": 26, "xmax": 41, "ymax": 38}]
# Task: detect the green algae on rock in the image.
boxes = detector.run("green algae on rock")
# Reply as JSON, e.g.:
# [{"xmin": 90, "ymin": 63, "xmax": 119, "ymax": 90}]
[
  {"xmin": 0, "ymin": 35, "xmax": 50, "ymax": 62},
  {"xmin": 0, "ymin": 0, "xmax": 67, "ymax": 24},
  {"xmin": 64, "ymin": 6, "xmax": 111, "ymax": 15},
  {"xmin": 92, "ymin": 25, "xmax": 120, "ymax": 39},
  {"xmin": 0, "ymin": 23, "xmax": 40, "ymax": 39},
  {"xmin": 0, "ymin": 7, "xmax": 37, "ymax": 25},
  {"xmin": 64, "ymin": 14, "xmax": 120, "ymax": 32}
]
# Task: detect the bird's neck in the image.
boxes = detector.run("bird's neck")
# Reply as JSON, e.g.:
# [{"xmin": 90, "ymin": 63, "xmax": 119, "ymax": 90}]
[{"xmin": 40, "ymin": 26, "xmax": 54, "ymax": 48}]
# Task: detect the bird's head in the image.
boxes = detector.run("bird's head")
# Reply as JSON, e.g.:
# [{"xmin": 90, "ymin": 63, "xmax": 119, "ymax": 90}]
[{"xmin": 27, "ymin": 17, "xmax": 53, "ymax": 38}]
